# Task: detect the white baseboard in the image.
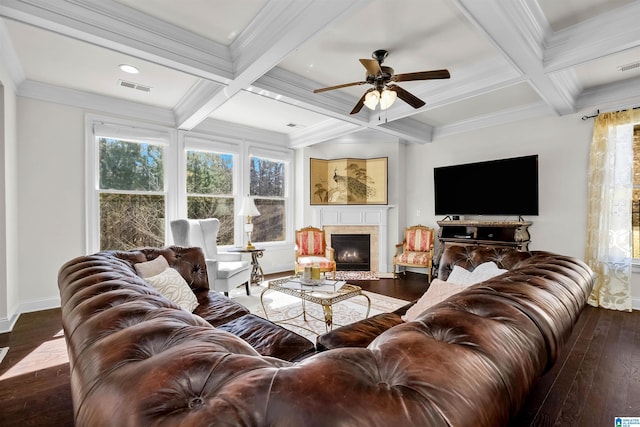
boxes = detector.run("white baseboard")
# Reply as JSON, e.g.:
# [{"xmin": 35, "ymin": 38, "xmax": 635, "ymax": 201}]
[
  {"xmin": 0, "ymin": 296, "xmax": 61, "ymax": 333},
  {"xmin": 0, "ymin": 312, "xmax": 20, "ymax": 334}
]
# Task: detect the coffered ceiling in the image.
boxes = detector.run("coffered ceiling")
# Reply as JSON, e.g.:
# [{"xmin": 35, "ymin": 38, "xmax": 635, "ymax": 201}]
[{"xmin": 1, "ymin": 0, "xmax": 640, "ymax": 147}]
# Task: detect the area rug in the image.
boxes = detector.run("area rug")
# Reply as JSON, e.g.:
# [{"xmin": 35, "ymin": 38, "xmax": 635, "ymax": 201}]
[
  {"xmin": 335, "ymin": 270, "xmax": 379, "ymax": 280},
  {"xmin": 233, "ymin": 285, "xmax": 408, "ymax": 342}
]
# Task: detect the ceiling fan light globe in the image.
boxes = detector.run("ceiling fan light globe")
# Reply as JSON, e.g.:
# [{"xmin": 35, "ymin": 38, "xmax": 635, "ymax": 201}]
[
  {"xmin": 380, "ymin": 89, "xmax": 397, "ymax": 110},
  {"xmin": 364, "ymin": 90, "xmax": 380, "ymax": 110}
]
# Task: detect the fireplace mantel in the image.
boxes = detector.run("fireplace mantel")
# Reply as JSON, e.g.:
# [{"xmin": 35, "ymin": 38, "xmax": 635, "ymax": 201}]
[{"xmin": 312, "ymin": 206, "xmax": 392, "ymax": 272}]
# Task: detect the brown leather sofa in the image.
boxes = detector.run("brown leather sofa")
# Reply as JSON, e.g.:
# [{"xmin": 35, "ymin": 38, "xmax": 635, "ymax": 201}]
[{"xmin": 59, "ymin": 244, "xmax": 593, "ymax": 426}]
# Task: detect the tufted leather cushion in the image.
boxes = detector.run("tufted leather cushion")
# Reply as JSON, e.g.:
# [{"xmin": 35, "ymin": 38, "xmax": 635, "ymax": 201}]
[
  {"xmin": 59, "ymin": 245, "xmax": 594, "ymax": 427},
  {"xmin": 438, "ymin": 245, "xmax": 533, "ymax": 281}
]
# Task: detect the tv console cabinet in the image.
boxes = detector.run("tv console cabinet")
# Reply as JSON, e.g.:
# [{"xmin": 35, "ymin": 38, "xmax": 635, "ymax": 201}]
[{"xmin": 433, "ymin": 220, "xmax": 532, "ymax": 278}]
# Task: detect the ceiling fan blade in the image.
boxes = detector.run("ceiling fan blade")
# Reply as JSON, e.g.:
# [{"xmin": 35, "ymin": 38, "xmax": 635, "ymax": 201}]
[
  {"xmin": 359, "ymin": 58, "xmax": 382, "ymax": 76},
  {"xmin": 313, "ymin": 81, "xmax": 367, "ymax": 93},
  {"xmin": 388, "ymin": 84, "xmax": 426, "ymax": 109},
  {"xmin": 350, "ymin": 89, "xmax": 374, "ymax": 115},
  {"xmin": 392, "ymin": 69, "xmax": 450, "ymax": 82}
]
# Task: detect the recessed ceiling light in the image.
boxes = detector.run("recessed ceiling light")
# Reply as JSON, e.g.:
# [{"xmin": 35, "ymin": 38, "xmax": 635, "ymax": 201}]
[{"xmin": 119, "ymin": 64, "xmax": 139, "ymax": 74}]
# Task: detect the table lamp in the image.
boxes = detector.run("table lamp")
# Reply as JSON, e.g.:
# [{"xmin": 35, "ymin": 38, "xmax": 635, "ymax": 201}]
[{"xmin": 238, "ymin": 196, "xmax": 260, "ymax": 249}]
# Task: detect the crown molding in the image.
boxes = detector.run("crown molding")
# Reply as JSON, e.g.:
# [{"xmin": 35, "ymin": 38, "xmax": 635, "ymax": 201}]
[
  {"xmin": 192, "ymin": 117, "xmax": 289, "ymax": 148},
  {"xmin": 576, "ymin": 76, "xmax": 640, "ymax": 111},
  {"xmin": 434, "ymin": 101, "xmax": 551, "ymax": 139},
  {"xmin": 0, "ymin": 17, "xmax": 24, "ymax": 89},
  {"xmin": 18, "ymin": 79, "xmax": 176, "ymax": 125},
  {"xmin": 544, "ymin": 2, "xmax": 640, "ymax": 72},
  {"xmin": 289, "ymin": 119, "xmax": 361, "ymax": 148},
  {"xmin": 173, "ymin": 79, "xmax": 226, "ymax": 130}
]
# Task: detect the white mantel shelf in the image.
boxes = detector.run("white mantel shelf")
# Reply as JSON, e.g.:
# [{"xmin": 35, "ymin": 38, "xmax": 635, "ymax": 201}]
[{"xmin": 312, "ymin": 205, "xmax": 393, "ymax": 273}]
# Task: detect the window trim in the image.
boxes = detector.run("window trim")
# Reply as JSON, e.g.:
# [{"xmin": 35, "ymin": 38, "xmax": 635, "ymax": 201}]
[
  {"xmin": 86, "ymin": 114, "xmax": 177, "ymax": 253},
  {"xmin": 247, "ymin": 145, "xmax": 294, "ymax": 246},
  {"xmin": 180, "ymin": 133, "xmax": 243, "ymax": 247}
]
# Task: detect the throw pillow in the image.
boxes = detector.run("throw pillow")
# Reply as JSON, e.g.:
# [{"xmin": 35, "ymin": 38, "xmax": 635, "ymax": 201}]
[
  {"xmin": 446, "ymin": 262, "xmax": 508, "ymax": 285},
  {"xmin": 469, "ymin": 261, "xmax": 508, "ymax": 283},
  {"xmin": 402, "ymin": 279, "xmax": 469, "ymax": 322},
  {"xmin": 135, "ymin": 255, "xmax": 170, "ymax": 278},
  {"xmin": 446, "ymin": 265, "xmax": 473, "ymax": 284},
  {"xmin": 144, "ymin": 267, "xmax": 199, "ymax": 312}
]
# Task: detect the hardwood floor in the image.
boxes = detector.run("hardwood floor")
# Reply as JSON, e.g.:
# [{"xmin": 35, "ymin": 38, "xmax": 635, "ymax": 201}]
[{"xmin": 0, "ymin": 273, "xmax": 638, "ymax": 426}]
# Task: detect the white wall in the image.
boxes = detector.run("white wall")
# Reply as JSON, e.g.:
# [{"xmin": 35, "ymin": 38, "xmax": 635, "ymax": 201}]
[
  {"xmin": 0, "ymin": 66, "xmax": 19, "ymax": 332},
  {"xmin": 17, "ymin": 97, "xmax": 85, "ymax": 312}
]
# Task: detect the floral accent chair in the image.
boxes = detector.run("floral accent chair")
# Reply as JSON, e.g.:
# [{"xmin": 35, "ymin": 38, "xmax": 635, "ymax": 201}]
[
  {"xmin": 393, "ymin": 224, "xmax": 435, "ymax": 282},
  {"xmin": 295, "ymin": 226, "xmax": 336, "ymax": 279}
]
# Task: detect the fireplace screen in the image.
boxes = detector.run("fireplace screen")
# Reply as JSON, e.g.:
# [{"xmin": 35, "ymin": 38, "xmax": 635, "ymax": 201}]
[{"xmin": 331, "ymin": 234, "xmax": 371, "ymax": 271}]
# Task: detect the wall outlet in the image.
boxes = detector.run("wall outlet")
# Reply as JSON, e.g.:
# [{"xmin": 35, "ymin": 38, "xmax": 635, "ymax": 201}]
[{"xmin": 416, "ymin": 209, "xmax": 421, "ymax": 217}]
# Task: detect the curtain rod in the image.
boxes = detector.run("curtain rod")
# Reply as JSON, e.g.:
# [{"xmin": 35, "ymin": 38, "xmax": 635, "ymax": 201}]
[{"xmin": 581, "ymin": 106, "xmax": 640, "ymax": 120}]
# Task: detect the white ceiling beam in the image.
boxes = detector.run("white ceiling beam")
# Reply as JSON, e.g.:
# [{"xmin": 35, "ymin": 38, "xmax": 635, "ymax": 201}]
[
  {"xmin": 176, "ymin": 0, "xmax": 367, "ymax": 130},
  {"xmin": 455, "ymin": 0, "xmax": 577, "ymax": 115}
]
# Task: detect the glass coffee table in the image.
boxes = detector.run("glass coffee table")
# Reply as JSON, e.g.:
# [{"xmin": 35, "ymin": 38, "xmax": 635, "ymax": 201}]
[{"xmin": 261, "ymin": 276, "xmax": 371, "ymax": 332}]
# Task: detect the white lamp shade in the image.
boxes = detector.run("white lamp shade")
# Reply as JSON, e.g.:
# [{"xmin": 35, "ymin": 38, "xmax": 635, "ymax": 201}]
[
  {"xmin": 364, "ymin": 90, "xmax": 380, "ymax": 110},
  {"xmin": 238, "ymin": 197, "xmax": 260, "ymax": 217},
  {"xmin": 380, "ymin": 88, "xmax": 397, "ymax": 110}
]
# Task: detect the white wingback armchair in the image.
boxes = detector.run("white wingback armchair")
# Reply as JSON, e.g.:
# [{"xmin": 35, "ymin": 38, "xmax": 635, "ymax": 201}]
[{"xmin": 170, "ymin": 218, "xmax": 251, "ymax": 296}]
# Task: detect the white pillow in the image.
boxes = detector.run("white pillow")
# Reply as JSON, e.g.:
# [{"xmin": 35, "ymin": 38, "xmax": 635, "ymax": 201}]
[
  {"xmin": 471, "ymin": 261, "xmax": 508, "ymax": 283},
  {"xmin": 447, "ymin": 265, "xmax": 473, "ymax": 284},
  {"xmin": 144, "ymin": 267, "xmax": 199, "ymax": 312},
  {"xmin": 402, "ymin": 279, "xmax": 468, "ymax": 322},
  {"xmin": 135, "ymin": 255, "xmax": 170, "ymax": 278},
  {"xmin": 447, "ymin": 262, "xmax": 507, "ymax": 285}
]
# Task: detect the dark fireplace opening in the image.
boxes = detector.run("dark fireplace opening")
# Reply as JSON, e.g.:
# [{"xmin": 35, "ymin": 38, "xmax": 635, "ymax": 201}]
[{"xmin": 331, "ymin": 234, "xmax": 371, "ymax": 271}]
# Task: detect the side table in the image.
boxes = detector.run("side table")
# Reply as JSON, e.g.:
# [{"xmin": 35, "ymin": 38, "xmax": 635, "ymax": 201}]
[{"xmin": 228, "ymin": 247, "xmax": 265, "ymax": 285}]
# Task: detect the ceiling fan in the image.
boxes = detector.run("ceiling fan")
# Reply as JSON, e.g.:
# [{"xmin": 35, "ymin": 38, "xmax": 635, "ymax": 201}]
[{"xmin": 313, "ymin": 49, "xmax": 450, "ymax": 114}]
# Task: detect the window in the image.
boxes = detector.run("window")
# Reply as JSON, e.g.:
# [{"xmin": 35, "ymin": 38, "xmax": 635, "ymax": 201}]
[
  {"xmin": 249, "ymin": 152, "xmax": 289, "ymax": 243},
  {"xmin": 88, "ymin": 116, "xmax": 293, "ymax": 253},
  {"xmin": 97, "ymin": 137, "xmax": 166, "ymax": 250},
  {"xmin": 186, "ymin": 149, "xmax": 235, "ymax": 245}
]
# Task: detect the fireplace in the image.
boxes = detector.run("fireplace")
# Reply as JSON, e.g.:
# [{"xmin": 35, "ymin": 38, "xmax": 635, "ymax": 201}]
[
  {"xmin": 331, "ymin": 234, "xmax": 370, "ymax": 271},
  {"xmin": 314, "ymin": 205, "xmax": 391, "ymax": 273}
]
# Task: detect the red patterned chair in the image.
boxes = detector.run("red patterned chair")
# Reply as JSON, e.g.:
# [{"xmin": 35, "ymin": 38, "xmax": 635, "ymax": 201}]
[
  {"xmin": 393, "ymin": 224, "xmax": 435, "ymax": 281},
  {"xmin": 295, "ymin": 226, "xmax": 336, "ymax": 279}
]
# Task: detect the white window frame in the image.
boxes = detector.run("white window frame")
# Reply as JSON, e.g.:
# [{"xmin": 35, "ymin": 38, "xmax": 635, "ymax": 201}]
[
  {"xmin": 179, "ymin": 133, "xmax": 243, "ymax": 248},
  {"xmin": 85, "ymin": 114, "xmax": 177, "ymax": 253},
  {"xmin": 246, "ymin": 145, "xmax": 294, "ymax": 246}
]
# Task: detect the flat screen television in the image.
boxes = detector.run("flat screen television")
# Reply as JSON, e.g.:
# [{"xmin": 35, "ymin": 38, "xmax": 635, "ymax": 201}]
[{"xmin": 434, "ymin": 155, "xmax": 539, "ymax": 216}]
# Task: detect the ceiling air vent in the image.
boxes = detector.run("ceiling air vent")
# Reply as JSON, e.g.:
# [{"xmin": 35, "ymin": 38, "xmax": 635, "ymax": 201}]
[
  {"xmin": 617, "ymin": 61, "xmax": 640, "ymax": 72},
  {"xmin": 118, "ymin": 79, "xmax": 152, "ymax": 92}
]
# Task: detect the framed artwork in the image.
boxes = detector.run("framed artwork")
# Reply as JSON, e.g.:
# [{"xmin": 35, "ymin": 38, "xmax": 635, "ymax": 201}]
[{"xmin": 310, "ymin": 157, "xmax": 388, "ymax": 205}]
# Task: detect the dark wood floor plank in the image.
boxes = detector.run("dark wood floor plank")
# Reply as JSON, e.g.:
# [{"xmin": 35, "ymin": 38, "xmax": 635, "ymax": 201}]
[
  {"xmin": 509, "ymin": 306, "xmax": 596, "ymax": 426},
  {"xmin": 552, "ymin": 306, "xmax": 612, "ymax": 425},
  {"xmin": 579, "ymin": 308, "xmax": 626, "ymax": 426},
  {"xmin": 513, "ymin": 307, "xmax": 599, "ymax": 426},
  {"xmin": 624, "ymin": 310, "xmax": 640, "ymax": 417}
]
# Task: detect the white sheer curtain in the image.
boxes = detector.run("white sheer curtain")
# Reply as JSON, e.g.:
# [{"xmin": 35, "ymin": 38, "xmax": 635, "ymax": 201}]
[{"xmin": 585, "ymin": 110, "xmax": 639, "ymax": 311}]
